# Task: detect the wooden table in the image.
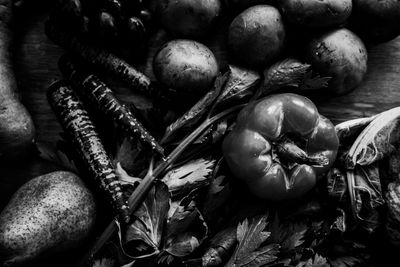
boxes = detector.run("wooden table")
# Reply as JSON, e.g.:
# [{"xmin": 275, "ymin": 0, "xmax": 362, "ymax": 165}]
[{"xmin": 2, "ymin": 4, "xmax": 400, "ymax": 266}]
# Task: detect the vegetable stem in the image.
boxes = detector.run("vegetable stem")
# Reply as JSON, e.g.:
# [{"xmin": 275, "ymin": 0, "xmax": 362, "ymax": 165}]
[
  {"xmin": 78, "ymin": 104, "xmax": 245, "ymax": 266},
  {"xmin": 160, "ymin": 72, "xmax": 230, "ymax": 145},
  {"xmin": 276, "ymin": 139, "xmax": 329, "ymax": 166}
]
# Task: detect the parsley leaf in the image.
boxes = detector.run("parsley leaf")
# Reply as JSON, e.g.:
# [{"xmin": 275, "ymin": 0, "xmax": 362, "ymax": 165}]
[{"xmin": 226, "ymin": 215, "xmax": 280, "ymax": 267}]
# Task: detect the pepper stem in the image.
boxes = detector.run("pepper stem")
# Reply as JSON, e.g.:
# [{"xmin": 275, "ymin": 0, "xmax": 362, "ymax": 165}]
[{"xmin": 276, "ymin": 139, "xmax": 329, "ymax": 166}]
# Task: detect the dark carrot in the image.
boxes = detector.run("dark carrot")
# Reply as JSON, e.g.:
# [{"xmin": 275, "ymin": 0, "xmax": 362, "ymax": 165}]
[
  {"xmin": 49, "ymin": 0, "xmax": 84, "ymax": 31},
  {"xmin": 45, "ymin": 20, "xmax": 160, "ymax": 98},
  {"xmin": 126, "ymin": 16, "xmax": 147, "ymax": 42},
  {"xmin": 58, "ymin": 55, "xmax": 165, "ymax": 157},
  {"xmin": 47, "ymin": 80, "xmax": 130, "ymax": 223},
  {"xmin": 0, "ymin": 0, "xmax": 35, "ymax": 159},
  {"xmin": 184, "ymin": 226, "xmax": 237, "ymax": 267},
  {"xmin": 103, "ymin": 0, "xmax": 123, "ymax": 18},
  {"xmin": 201, "ymin": 226, "xmax": 237, "ymax": 267},
  {"xmin": 97, "ymin": 10, "xmax": 118, "ymax": 38}
]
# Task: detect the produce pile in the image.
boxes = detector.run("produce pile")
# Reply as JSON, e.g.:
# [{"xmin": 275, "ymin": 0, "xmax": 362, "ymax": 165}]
[{"xmin": 1, "ymin": 0, "xmax": 400, "ymax": 267}]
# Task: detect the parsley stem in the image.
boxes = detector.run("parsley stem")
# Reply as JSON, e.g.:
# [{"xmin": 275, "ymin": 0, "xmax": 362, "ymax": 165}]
[{"xmin": 78, "ymin": 104, "xmax": 245, "ymax": 266}]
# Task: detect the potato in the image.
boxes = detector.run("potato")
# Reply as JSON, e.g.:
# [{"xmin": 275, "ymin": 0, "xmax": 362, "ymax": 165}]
[
  {"xmin": 153, "ymin": 39, "xmax": 219, "ymax": 96},
  {"xmin": 305, "ymin": 29, "xmax": 368, "ymax": 95},
  {"xmin": 228, "ymin": 5, "xmax": 285, "ymax": 69},
  {"xmin": 278, "ymin": 0, "xmax": 352, "ymax": 28},
  {"xmin": 225, "ymin": 0, "xmax": 276, "ymax": 12},
  {"xmin": 349, "ymin": 0, "xmax": 400, "ymax": 44},
  {"xmin": 156, "ymin": 0, "xmax": 221, "ymax": 38}
]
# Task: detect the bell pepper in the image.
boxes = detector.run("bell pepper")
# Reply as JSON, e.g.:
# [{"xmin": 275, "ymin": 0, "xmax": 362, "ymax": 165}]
[{"xmin": 222, "ymin": 93, "xmax": 339, "ymax": 200}]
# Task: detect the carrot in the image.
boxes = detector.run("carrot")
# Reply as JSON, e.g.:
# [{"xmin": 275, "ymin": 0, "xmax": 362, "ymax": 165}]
[
  {"xmin": 97, "ymin": 10, "xmax": 119, "ymax": 39},
  {"xmin": 47, "ymin": 0, "xmax": 84, "ymax": 33},
  {"xmin": 125, "ymin": 16, "xmax": 147, "ymax": 42},
  {"xmin": 45, "ymin": 20, "xmax": 161, "ymax": 98},
  {"xmin": 58, "ymin": 55, "xmax": 165, "ymax": 157},
  {"xmin": 0, "ymin": 0, "xmax": 35, "ymax": 159},
  {"xmin": 104, "ymin": 0, "xmax": 123, "ymax": 17},
  {"xmin": 184, "ymin": 226, "xmax": 237, "ymax": 267},
  {"xmin": 201, "ymin": 226, "xmax": 237, "ymax": 267},
  {"xmin": 47, "ymin": 80, "xmax": 130, "ymax": 223}
]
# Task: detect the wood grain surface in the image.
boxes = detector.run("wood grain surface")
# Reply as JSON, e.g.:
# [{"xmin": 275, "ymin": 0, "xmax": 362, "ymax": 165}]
[{"xmin": 1, "ymin": 4, "xmax": 400, "ymax": 266}]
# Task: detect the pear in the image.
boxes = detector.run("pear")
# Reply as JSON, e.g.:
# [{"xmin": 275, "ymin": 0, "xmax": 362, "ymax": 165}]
[{"xmin": 0, "ymin": 171, "xmax": 96, "ymax": 266}]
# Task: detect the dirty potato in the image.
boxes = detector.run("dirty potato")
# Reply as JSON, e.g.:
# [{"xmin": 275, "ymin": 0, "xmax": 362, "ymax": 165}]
[
  {"xmin": 305, "ymin": 28, "xmax": 368, "ymax": 95},
  {"xmin": 278, "ymin": 0, "xmax": 352, "ymax": 29},
  {"xmin": 153, "ymin": 39, "xmax": 219, "ymax": 96},
  {"xmin": 228, "ymin": 5, "xmax": 286, "ymax": 69}
]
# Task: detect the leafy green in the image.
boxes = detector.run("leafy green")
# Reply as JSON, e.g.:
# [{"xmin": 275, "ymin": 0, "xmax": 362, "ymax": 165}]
[
  {"xmin": 162, "ymin": 158, "xmax": 215, "ymax": 199},
  {"xmin": 297, "ymin": 254, "xmax": 329, "ymax": 267},
  {"xmin": 261, "ymin": 59, "xmax": 310, "ymax": 95},
  {"xmin": 157, "ymin": 253, "xmax": 176, "ymax": 265},
  {"xmin": 268, "ymin": 214, "xmax": 307, "ymax": 252},
  {"xmin": 165, "ymin": 195, "xmax": 208, "ymax": 257},
  {"xmin": 121, "ymin": 181, "xmax": 170, "ymax": 258},
  {"xmin": 385, "ymin": 181, "xmax": 400, "ymax": 246},
  {"xmin": 162, "ymin": 65, "xmax": 260, "ymax": 144},
  {"xmin": 327, "ymin": 168, "xmax": 348, "ymax": 204},
  {"xmin": 334, "ymin": 116, "xmax": 375, "ymax": 144},
  {"xmin": 36, "ymin": 140, "xmax": 78, "ymax": 172},
  {"xmin": 345, "ymin": 107, "xmax": 400, "ymax": 168},
  {"xmin": 120, "ymin": 179, "xmax": 208, "ymax": 261},
  {"xmin": 347, "ymin": 164, "xmax": 384, "ymax": 232},
  {"xmin": 161, "ymin": 73, "xmax": 229, "ymax": 144},
  {"xmin": 331, "ymin": 209, "xmax": 347, "ymax": 233},
  {"xmin": 225, "ymin": 215, "xmax": 280, "ymax": 267},
  {"xmin": 194, "ymin": 119, "xmax": 228, "ymax": 145},
  {"xmin": 92, "ymin": 258, "xmax": 115, "ymax": 267},
  {"xmin": 330, "ymin": 256, "xmax": 362, "ymax": 267},
  {"xmin": 254, "ymin": 58, "xmax": 330, "ymax": 99},
  {"xmin": 202, "ymin": 159, "xmax": 233, "ymax": 227},
  {"xmin": 213, "ymin": 65, "xmax": 261, "ymax": 109},
  {"xmin": 115, "ymin": 162, "xmax": 141, "ymax": 186},
  {"xmin": 113, "ymin": 137, "xmax": 149, "ymax": 175},
  {"xmin": 299, "ymin": 71, "xmax": 331, "ymax": 91},
  {"xmin": 120, "ymin": 262, "xmax": 135, "ymax": 267}
]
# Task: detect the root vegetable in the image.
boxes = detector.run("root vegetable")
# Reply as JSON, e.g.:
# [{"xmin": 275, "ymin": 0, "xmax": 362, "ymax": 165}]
[
  {"xmin": 278, "ymin": 0, "xmax": 352, "ymax": 29},
  {"xmin": 201, "ymin": 226, "xmax": 237, "ymax": 267},
  {"xmin": 47, "ymin": 81, "xmax": 130, "ymax": 223},
  {"xmin": 45, "ymin": 21, "xmax": 159, "ymax": 97},
  {"xmin": 225, "ymin": 0, "xmax": 276, "ymax": 12},
  {"xmin": 153, "ymin": 39, "xmax": 219, "ymax": 97},
  {"xmin": 58, "ymin": 55, "xmax": 165, "ymax": 157},
  {"xmin": 156, "ymin": 0, "xmax": 222, "ymax": 38},
  {"xmin": 305, "ymin": 28, "xmax": 368, "ymax": 95},
  {"xmin": 228, "ymin": 5, "xmax": 286, "ymax": 69},
  {"xmin": 349, "ymin": 0, "xmax": 400, "ymax": 44}
]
